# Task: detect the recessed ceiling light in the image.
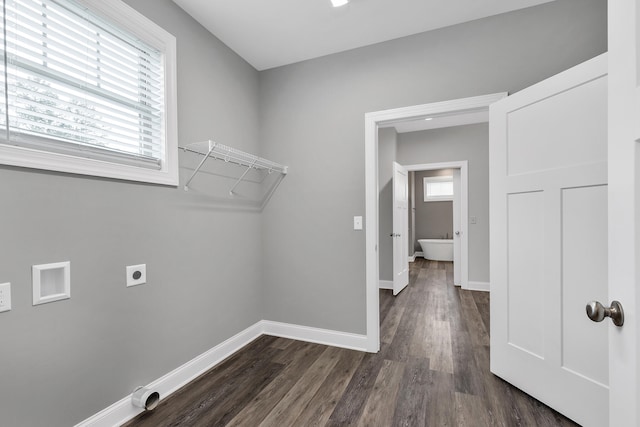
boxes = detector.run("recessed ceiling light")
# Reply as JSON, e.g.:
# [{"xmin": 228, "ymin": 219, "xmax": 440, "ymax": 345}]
[
  {"xmin": 424, "ymin": 117, "xmax": 433, "ymax": 121},
  {"xmin": 331, "ymin": 0, "xmax": 349, "ymax": 7}
]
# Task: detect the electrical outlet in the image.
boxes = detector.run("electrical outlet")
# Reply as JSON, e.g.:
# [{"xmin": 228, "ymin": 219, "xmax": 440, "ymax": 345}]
[
  {"xmin": 0, "ymin": 283, "xmax": 11, "ymax": 313},
  {"xmin": 126, "ymin": 264, "xmax": 147, "ymax": 287}
]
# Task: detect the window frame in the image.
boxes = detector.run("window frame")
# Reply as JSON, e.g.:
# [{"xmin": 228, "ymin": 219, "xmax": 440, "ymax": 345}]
[
  {"xmin": 423, "ymin": 175, "xmax": 454, "ymax": 202},
  {"xmin": 0, "ymin": 0, "xmax": 179, "ymax": 186}
]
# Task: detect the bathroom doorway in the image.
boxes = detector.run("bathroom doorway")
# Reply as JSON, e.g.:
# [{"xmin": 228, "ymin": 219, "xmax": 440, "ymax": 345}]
[{"xmin": 404, "ymin": 162, "xmax": 468, "ymax": 288}]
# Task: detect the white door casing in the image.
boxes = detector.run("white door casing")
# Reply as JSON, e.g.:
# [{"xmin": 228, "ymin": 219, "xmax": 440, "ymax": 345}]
[
  {"xmin": 364, "ymin": 92, "xmax": 506, "ymax": 352},
  {"xmin": 453, "ymin": 168, "xmax": 462, "ymax": 286},
  {"xmin": 409, "ymin": 171, "xmax": 416, "ymax": 260},
  {"xmin": 608, "ymin": 2, "xmax": 639, "ymax": 426},
  {"xmin": 392, "ymin": 161, "xmax": 409, "ymax": 295},
  {"xmin": 490, "ymin": 53, "xmax": 608, "ymax": 427}
]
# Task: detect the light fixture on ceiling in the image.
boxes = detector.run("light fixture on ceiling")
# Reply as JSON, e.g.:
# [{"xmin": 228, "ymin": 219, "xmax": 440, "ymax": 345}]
[
  {"xmin": 424, "ymin": 117, "xmax": 434, "ymax": 121},
  {"xmin": 331, "ymin": 0, "xmax": 349, "ymax": 7}
]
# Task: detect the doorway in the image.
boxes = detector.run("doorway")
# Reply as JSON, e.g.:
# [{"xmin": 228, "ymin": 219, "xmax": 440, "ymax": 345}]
[
  {"xmin": 404, "ymin": 161, "xmax": 468, "ymax": 289},
  {"xmin": 363, "ymin": 92, "xmax": 507, "ymax": 352}
]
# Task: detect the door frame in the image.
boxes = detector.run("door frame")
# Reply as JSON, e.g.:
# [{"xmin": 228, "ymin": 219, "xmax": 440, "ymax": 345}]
[
  {"xmin": 405, "ymin": 161, "xmax": 469, "ymax": 289},
  {"xmin": 608, "ymin": 3, "xmax": 639, "ymax": 425},
  {"xmin": 364, "ymin": 92, "xmax": 507, "ymax": 352}
]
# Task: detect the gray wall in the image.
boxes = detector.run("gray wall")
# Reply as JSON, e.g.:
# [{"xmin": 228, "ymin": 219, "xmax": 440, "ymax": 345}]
[
  {"xmin": 0, "ymin": 1, "xmax": 264, "ymax": 426},
  {"xmin": 414, "ymin": 169, "xmax": 455, "ymax": 250},
  {"xmin": 260, "ymin": 0, "xmax": 607, "ymax": 332},
  {"xmin": 0, "ymin": 0, "xmax": 608, "ymax": 425},
  {"xmin": 378, "ymin": 128, "xmax": 397, "ymax": 282},
  {"xmin": 398, "ymin": 124, "xmax": 489, "ymax": 282}
]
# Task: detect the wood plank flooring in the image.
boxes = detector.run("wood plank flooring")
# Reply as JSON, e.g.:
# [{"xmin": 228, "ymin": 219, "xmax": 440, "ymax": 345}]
[{"xmin": 125, "ymin": 259, "xmax": 579, "ymax": 427}]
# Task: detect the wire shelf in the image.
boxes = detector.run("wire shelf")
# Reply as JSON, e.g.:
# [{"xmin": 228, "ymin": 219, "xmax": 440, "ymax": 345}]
[{"xmin": 179, "ymin": 140, "xmax": 288, "ymax": 193}]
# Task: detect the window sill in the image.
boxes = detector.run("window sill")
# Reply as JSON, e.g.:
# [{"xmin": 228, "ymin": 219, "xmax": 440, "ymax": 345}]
[{"xmin": 0, "ymin": 143, "xmax": 178, "ymax": 186}]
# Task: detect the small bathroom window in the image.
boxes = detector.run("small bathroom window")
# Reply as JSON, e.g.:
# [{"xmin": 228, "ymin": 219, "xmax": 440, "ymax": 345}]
[{"xmin": 424, "ymin": 175, "xmax": 454, "ymax": 202}]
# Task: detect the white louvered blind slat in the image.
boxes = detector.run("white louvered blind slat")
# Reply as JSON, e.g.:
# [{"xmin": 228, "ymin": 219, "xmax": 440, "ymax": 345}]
[{"xmin": 1, "ymin": 0, "xmax": 165, "ymax": 169}]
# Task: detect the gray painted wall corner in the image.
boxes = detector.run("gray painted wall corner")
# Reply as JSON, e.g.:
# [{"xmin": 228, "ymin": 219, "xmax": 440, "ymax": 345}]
[{"xmin": 0, "ymin": 1, "xmax": 264, "ymax": 426}]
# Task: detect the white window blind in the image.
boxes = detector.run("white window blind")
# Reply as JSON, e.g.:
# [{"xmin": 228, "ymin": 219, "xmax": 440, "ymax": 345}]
[
  {"xmin": 424, "ymin": 175, "xmax": 454, "ymax": 201},
  {"xmin": 0, "ymin": 0, "xmax": 168, "ymax": 171}
]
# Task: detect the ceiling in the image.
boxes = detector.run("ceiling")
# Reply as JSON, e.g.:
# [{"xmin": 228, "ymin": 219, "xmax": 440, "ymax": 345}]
[
  {"xmin": 381, "ymin": 110, "xmax": 489, "ymax": 134},
  {"xmin": 172, "ymin": 0, "xmax": 554, "ymax": 71}
]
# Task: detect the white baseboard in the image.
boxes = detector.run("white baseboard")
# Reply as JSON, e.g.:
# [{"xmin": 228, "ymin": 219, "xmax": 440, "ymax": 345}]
[
  {"xmin": 408, "ymin": 254, "xmax": 416, "ymax": 262},
  {"xmin": 262, "ymin": 320, "xmax": 368, "ymax": 352},
  {"xmin": 465, "ymin": 281, "xmax": 490, "ymax": 292},
  {"xmin": 379, "ymin": 280, "xmax": 393, "ymax": 290},
  {"xmin": 75, "ymin": 322, "xmax": 264, "ymax": 427},
  {"xmin": 76, "ymin": 320, "xmax": 367, "ymax": 427},
  {"xmin": 415, "ymin": 251, "xmax": 424, "ymax": 258}
]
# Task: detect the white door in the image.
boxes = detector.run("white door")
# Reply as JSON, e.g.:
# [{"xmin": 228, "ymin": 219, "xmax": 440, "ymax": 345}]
[
  {"xmin": 452, "ymin": 168, "xmax": 461, "ymax": 286},
  {"xmin": 392, "ymin": 161, "xmax": 409, "ymax": 295},
  {"xmin": 490, "ymin": 54, "xmax": 608, "ymax": 426},
  {"xmin": 608, "ymin": 2, "xmax": 639, "ymax": 425}
]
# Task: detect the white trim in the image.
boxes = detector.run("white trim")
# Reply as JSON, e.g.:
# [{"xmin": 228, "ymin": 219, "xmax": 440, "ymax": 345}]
[
  {"xmin": 365, "ymin": 113, "xmax": 380, "ymax": 352},
  {"xmin": 466, "ymin": 281, "xmax": 490, "ymax": 292},
  {"xmin": 364, "ymin": 92, "xmax": 507, "ymax": 353},
  {"xmin": 404, "ymin": 161, "xmax": 469, "ymax": 290},
  {"xmin": 75, "ymin": 320, "xmax": 368, "ymax": 427},
  {"xmin": 262, "ymin": 320, "xmax": 368, "ymax": 351},
  {"xmin": 414, "ymin": 251, "xmax": 424, "ymax": 258},
  {"xmin": 408, "ymin": 254, "xmax": 416, "ymax": 263},
  {"xmin": 75, "ymin": 323, "xmax": 264, "ymax": 427},
  {"xmin": 379, "ymin": 280, "xmax": 394, "ymax": 289}
]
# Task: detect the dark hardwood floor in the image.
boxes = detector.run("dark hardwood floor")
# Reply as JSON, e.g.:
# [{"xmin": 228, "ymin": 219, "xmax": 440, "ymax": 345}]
[{"xmin": 125, "ymin": 258, "xmax": 579, "ymax": 426}]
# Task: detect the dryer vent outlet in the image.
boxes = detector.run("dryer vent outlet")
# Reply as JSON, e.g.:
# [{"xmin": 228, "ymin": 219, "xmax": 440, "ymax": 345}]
[{"xmin": 132, "ymin": 387, "xmax": 160, "ymax": 411}]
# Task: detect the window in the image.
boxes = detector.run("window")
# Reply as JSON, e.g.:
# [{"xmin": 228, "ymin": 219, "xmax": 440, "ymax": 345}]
[
  {"xmin": 424, "ymin": 175, "xmax": 453, "ymax": 202},
  {"xmin": 0, "ymin": 0, "xmax": 178, "ymax": 185}
]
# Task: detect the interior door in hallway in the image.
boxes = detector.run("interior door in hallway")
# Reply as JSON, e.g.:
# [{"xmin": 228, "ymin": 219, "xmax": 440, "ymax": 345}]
[
  {"xmin": 489, "ymin": 54, "xmax": 608, "ymax": 427},
  {"xmin": 452, "ymin": 168, "xmax": 461, "ymax": 286},
  {"xmin": 392, "ymin": 161, "xmax": 409, "ymax": 295}
]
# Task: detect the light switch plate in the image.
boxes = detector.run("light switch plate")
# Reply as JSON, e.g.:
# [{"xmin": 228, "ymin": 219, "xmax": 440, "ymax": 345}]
[
  {"xmin": 0, "ymin": 282, "xmax": 11, "ymax": 313},
  {"xmin": 470, "ymin": 216, "xmax": 477, "ymax": 224},
  {"xmin": 353, "ymin": 216, "xmax": 363, "ymax": 230},
  {"xmin": 126, "ymin": 264, "xmax": 147, "ymax": 287}
]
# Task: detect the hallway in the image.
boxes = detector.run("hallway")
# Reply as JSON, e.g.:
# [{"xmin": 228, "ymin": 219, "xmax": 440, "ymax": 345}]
[{"xmin": 126, "ymin": 259, "xmax": 578, "ymax": 426}]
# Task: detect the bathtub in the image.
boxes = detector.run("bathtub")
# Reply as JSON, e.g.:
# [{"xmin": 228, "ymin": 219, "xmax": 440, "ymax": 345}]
[{"xmin": 418, "ymin": 239, "xmax": 454, "ymax": 262}]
